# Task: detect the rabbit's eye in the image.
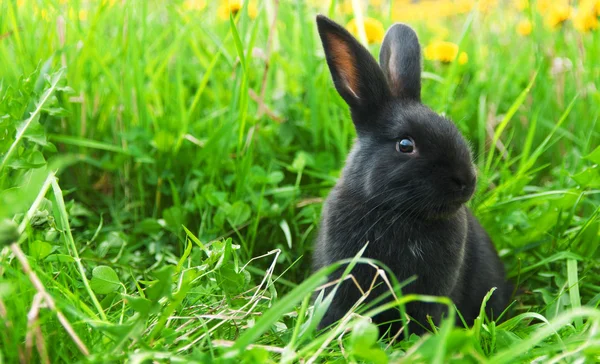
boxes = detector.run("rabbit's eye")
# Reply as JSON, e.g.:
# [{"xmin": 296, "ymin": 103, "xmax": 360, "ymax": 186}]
[{"xmin": 396, "ymin": 138, "xmax": 414, "ymax": 153}]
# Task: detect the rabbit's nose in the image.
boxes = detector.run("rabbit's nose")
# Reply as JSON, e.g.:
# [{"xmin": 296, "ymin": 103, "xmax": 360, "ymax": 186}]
[
  {"xmin": 450, "ymin": 175, "xmax": 476, "ymax": 192},
  {"xmin": 450, "ymin": 176, "xmax": 467, "ymax": 191}
]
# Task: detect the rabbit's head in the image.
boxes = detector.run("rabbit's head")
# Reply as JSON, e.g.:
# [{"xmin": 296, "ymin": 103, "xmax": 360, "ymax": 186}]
[{"xmin": 316, "ymin": 15, "xmax": 476, "ymax": 218}]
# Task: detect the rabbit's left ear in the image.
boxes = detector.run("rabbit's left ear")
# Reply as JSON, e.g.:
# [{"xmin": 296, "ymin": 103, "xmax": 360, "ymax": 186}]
[{"xmin": 379, "ymin": 23, "xmax": 422, "ymax": 101}]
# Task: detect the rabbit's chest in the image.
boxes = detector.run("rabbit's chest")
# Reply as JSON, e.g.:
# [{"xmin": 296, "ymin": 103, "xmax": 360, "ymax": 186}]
[
  {"xmin": 366, "ymin": 222, "xmax": 462, "ymax": 261},
  {"xmin": 359, "ymin": 212, "xmax": 468, "ymax": 293}
]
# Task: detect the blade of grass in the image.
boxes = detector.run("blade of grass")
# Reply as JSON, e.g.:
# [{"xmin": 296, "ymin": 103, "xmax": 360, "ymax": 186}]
[
  {"xmin": 229, "ymin": 13, "xmax": 250, "ymax": 152},
  {"xmin": 484, "ymin": 71, "xmax": 538, "ymax": 176},
  {"xmin": 230, "ymin": 243, "xmax": 370, "ymax": 354},
  {"xmin": 0, "ymin": 69, "xmax": 64, "ymax": 174},
  {"xmin": 566, "ymin": 259, "xmax": 583, "ymax": 329},
  {"xmin": 489, "ymin": 308, "xmax": 600, "ymax": 364},
  {"xmin": 48, "ymin": 134, "xmax": 132, "ymax": 155},
  {"xmin": 518, "ymin": 95, "xmax": 578, "ymax": 174},
  {"xmin": 51, "ymin": 179, "xmax": 107, "ymax": 321}
]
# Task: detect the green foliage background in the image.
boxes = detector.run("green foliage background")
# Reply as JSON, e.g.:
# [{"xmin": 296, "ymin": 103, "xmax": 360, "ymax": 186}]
[{"xmin": 0, "ymin": 0, "xmax": 599, "ymax": 362}]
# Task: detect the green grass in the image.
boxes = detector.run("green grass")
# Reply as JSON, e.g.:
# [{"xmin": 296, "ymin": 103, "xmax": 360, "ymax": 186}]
[{"xmin": 1, "ymin": 0, "xmax": 600, "ymax": 362}]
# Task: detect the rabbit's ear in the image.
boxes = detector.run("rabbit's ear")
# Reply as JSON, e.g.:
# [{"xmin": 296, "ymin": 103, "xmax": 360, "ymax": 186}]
[
  {"xmin": 316, "ymin": 15, "xmax": 390, "ymax": 112},
  {"xmin": 379, "ymin": 23, "xmax": 421, "ymax": 101}
]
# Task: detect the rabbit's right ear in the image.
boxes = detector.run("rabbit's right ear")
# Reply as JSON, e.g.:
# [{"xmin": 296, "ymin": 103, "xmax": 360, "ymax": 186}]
[
  {"xmin": 379, "ymin": 23, "xmax": 422, "ymax": 101},
  {"xmin": 316, "ymin": 15, "xmax": 390, "ymax": 113}
]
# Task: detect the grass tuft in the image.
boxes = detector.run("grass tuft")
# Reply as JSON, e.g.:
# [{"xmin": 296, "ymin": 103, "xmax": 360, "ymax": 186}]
[{"xmin": 0, "ymin": 0, "xmax": 599, "ymax": 362}]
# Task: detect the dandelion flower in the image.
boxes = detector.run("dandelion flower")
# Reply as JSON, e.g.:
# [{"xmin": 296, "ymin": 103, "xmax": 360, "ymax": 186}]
[
  {"xmin": 536, "ymin": 0, "xmax": 553, "ymax": 14},
  {"xmin": 218, "ymin": 0, "xmax": 258, "ymax": 20},
  {"xmin": 337, "ymin": 0, "xmax": 353, "ymax": 15},
  {"xmin": 424, "ymin": 41, "xmax": 466, "ymax": 64},
  {"xmin": 574, "ymin": 0, "xmax": 600, "ymax": 30},
  {"xmin": 346, "ymin": 17, "xmax": 385, "ymax": 44},
  {"xmin": 68, "ymin": 7, "xmax": 88, "ymax": 21},
  {"xmin": 517, "ymin": 19, "xmax": 532, "ymax": 36},
  {"xmin": 478, "ymin": 0, "xmax": 498, "ymax": 13},
  {"xmin": 34, "ymin": 7, "xmax": 51, "ymax": 20},
  {"xmin": 307, "ymin": 0, "xmax": 327, "ymax": 10},
  {"xmin": 513, "ymin": 0, "xmax": 529, "ymax": 11},
  {"xmin": 546, "ymin": 4, "xmax": 571, "ymax": 28},
  {"xmin": 573, "ymin": 11, "xmax": 599, "ymax": 33},
  {"xmin": 456, "ymin": 1, "xmax": 473, "ymax": 12}
]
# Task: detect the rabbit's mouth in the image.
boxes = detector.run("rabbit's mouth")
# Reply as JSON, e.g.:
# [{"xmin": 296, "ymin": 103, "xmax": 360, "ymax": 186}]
[
  {"xmin": 448, "ymin": 184, "xmax": 475, "ymax": 205},
  {"xmin": 433, "ymin": 202, "xmax": 463, "ymax": 218},
  {"xmin": 427, "ymin": 197, "xmax": 469, "ymax": 219}
]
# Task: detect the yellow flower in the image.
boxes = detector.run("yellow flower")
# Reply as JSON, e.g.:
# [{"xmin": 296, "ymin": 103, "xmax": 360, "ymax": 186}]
[
  {"xmin": 33, "ymin": 6, "xmax": 51, "ymax": 20},
  {"xmin": 517, "ymin": 19, "xmax": 532, "ymax": 36},
  {"xmin": 589, "ymin": 0, "xmax": 600, "ymax": 16},
  {"xmin": 545, "ymin": 4, "xmax": 572, "ymax": 28},
  {"xmin": 513, "ymin": 0, "xmax": 529, "ymax": 11},
  {"xmin": 337, "ymin": 0, "xmax": 354, "ymax": 15},
  {"xmin": 218, "ymin": 0, "xmax": 257, "ymax": 20},
  {"xmin": 183, "ymin": 0, "xmax": 206, "ymax": 11},
  {"xmin": 573, "ymin": 11, "xmax": 599, "ymax": 33},
  {"xmin": 369, "ymin": 0, "xmax": 384, "ymax": 6},
  {"xmin": 536, "ymin": 0, "xmax": 553, "ymax": 14},
  {"xmin": 346, "ymin": 17, "xmax": 385, "ymax": 44},
  {"xmin": 423, "ymin": 41, "xmax": 466, "ymax": 64},
  {"xmin": 456, "ymin": 0, "xmax": 473, "ymax": 13},
  {"xmin": 576, "ymin": 0, "xmax": 600, "ymax": 26},
  {"xmin": 478, "ymin": 0, "xmax": 498, "ymax": 13},
  {"xmin": 68, "ymin": 7, "xmax": 88, "ymax": 21},
  {"xmin": 307, "ymin": 0, "xmax": 327, "ymax": 10},
  {"xmin": 392, "ymin": 0, "xmax": 473, "ymax": 22}
]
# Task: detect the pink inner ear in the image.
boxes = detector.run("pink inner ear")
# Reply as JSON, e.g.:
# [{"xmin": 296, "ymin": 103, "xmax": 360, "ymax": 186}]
[
  {"xmin": 327, "ymin": 33, "xmax": 360, "ymax": 100},
  {"xmin": 388, "ymin": 48, "xmax": 401, "ymax": 97}
]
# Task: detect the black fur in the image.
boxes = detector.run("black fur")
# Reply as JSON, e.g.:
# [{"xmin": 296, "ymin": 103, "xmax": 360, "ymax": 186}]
[
  {"xmin": 313, "ymin": 15, "xmax": 511, "ymax": 335},
  {"xmin": 379, "ymin": 23, "xmax": 421, "ymax": 100}
]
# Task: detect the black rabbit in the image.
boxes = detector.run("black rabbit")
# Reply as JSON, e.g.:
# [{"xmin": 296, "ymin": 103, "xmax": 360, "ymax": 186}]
[{"xmin": 312, "ymin": 15, "xmax": 511, "ymax": 336}]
